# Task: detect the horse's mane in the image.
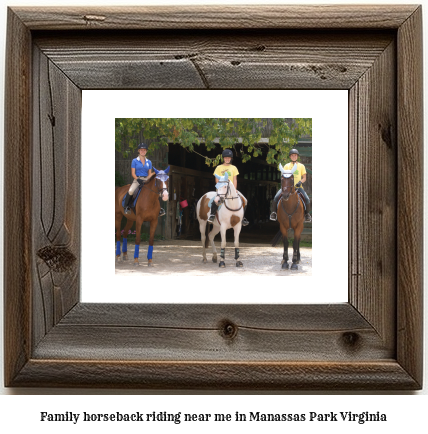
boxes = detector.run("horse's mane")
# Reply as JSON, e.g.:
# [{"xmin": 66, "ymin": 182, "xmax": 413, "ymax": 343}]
[
  {"xmin": 227, "ymin": 182, "xmax": 237, "ymax": 196},
  {"xmin": 145, "ymin": 172, "xmax": 156, "ymax": 182}
]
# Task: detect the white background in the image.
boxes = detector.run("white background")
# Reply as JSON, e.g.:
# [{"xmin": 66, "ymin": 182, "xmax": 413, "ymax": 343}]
[
  {"xmin": 82, "ymin": 89, "xmax": 348, "ymax": 304},
  {"xmin": 0, "ymin": 0, "xmax": 427, "ymax": 431}
]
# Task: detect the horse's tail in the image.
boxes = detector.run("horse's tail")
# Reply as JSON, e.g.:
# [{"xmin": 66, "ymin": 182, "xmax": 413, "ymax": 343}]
[{"xmin": 271, "ymin": 230, "xmax": 283, "ymax": 247}]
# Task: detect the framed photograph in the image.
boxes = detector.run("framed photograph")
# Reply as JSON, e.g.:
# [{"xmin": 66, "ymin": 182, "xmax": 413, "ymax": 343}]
[
  {"xmin": 4, "ymin": 5, "xmax": 423, "ymax": 389},
  {"xmin": 84, "ymin": 91, "xmax": 347, "ymax": 304}
]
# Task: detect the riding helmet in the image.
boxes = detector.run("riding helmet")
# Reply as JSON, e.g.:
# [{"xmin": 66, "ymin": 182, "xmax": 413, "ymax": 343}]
[
  {"xmin": 222, "ymin": 149, "xmax": 233, "ymax": 158},
  {"xmin": 138, "ymin": 143, "xmax": 149, "ymax": 150},
  {"xmin": 289, "ymin": 148, "xmax": 300, "ymax": 156}
]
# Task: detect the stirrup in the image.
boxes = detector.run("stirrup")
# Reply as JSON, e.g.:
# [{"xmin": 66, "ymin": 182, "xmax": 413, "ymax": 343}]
[
  {"xmin": 208, "ymin": 214, "xmax": 215, "ymax": 223},
  {"xmin": 124, "ymin": 207, "xmax": 131, "ymax": 215},
  {"xmin": 305, "ymin": 213, "xmax": 312, "ymax": 223},
  {"xmin": 242, "ymin": 217, "xmax": 249, "ymax": 226},
  {"xmin": 159, "ymin": 208, "xmax": 166, "ymax": 217},
  {"xmin": 270, "ymin": 212, "xmax": 277, "ymax": 221}
]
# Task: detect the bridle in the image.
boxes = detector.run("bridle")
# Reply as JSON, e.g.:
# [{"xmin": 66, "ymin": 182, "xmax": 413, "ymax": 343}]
[
  {"xmin": 216, "ymin": 180, "xmax": 243, "ymax": 212},
  {"xmin": 143, "ymin": 175, "xmax": 169, "ymax": 197},
  {"xmin": 280, "ymin": 175, "xmax": 301, "ymax": 226},
  {"xmin": 154, "ymin": 176, "xmax": 169, "ymax": 197}
]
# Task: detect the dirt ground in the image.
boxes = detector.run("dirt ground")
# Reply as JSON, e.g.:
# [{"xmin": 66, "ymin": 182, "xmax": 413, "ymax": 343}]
[{"xmin": 115, "ymin": 239, "xmax": 312, "ymax": 276}]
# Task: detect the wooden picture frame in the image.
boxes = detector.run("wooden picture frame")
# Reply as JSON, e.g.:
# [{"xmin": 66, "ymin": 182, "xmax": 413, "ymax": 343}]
[{"xmin": 4, "ymin": 5, "xmax": 423, "ymax": 390}]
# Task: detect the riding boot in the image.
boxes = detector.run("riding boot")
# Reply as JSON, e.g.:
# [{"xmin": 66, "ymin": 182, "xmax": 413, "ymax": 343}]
[
  {"xmin": 242, "ymin": 206, "xmax": 249, "ymax": 226},
  {"xmin": 304, "ymin": 202, "xmax": 312, "ymax": 222},
  {"xmin": 270, "ymin": 190, "xmax": 281, "ymax": 221},
  {"xmin": 124, "ymin": 193, "xmax": 133, "ymax": 214},
  {"xmin": 208, "ymin": 201, "xmax": 219, "ymax": 224},
  {"xmin": 299, "ymin": 189, "xmax": 312, "ymax": 222}
]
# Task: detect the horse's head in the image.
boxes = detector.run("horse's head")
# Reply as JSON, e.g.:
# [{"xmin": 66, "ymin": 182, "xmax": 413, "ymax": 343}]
[
  {"xmin": 279, "ymin": 163, "xmax": 297, "ymax": 201},
  {"xmin": 215, "ymin": 172, "xmax": 229, "ymax": 203},
  {"xmin": 153, "ymin": 166, "xmax": 170, "ymax": 201}
]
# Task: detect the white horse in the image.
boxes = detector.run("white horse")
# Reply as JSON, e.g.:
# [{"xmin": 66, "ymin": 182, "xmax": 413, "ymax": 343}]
[{"xmin": 196, "ymin": 173, "xmax": 247, "ymax": 267}]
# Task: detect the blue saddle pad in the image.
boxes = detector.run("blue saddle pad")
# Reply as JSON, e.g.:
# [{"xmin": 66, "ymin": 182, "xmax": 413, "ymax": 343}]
[{"xmin": 122, "ymin": 187, "xmax": 142, "ymax": 210}]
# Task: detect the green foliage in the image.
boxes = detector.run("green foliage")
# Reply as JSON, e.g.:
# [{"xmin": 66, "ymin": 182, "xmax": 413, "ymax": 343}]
[
  {"xmin": 115, "ymin": 118, "xmax": 312, "ymax": 167},
  {"xmin": 115, "ymin": 170, "xmax": 125, "ymax": 187}
]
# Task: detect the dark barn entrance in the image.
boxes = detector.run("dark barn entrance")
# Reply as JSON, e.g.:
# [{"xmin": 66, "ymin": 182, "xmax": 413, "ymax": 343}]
[
  {"xmin": 166, "ymin": 142, "xmax": 311, "ymax": 244},
  {"xmin": 115, "ymin": 138, "xmax": 311, "ymax": 244}
]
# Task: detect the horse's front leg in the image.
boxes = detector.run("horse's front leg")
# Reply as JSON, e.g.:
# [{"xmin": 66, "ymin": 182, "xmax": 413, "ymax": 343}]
[
  {"xmin": 291, "ymin": 236, "xmax": 300, "ymax": 270},
  {"xmin": 281, "ymin": 234, "xmax": 289, "ymax": 270},
  {"xmin": 147, "ymin": 218, "xmax": 158, "ymax": 267},
  {"xmin": 115, "ymin": 213, "xmax": 122, "ymax": 262},
  {"xmin": 199, "ymin": 220, "xmax": 208, "ymax": 263},
  {"xmin": 291, "ymin": 225, "xmax": 303, "ymax": 269},
  {"xmin": 208, "ymin": 224, "xmax": 220, "ymax": 263},
  {"xmin": 219, "ymin": 226, "xmax": 227, "ymax": 268},
  {"xmin": 233, "ymin": 223, "xmax": 243, "ymax": 267},
  {"xmin": 121, "ymin": 219, "xmax": 134, "ymax": 261},
  {"xmin": 133, "ymin": 217, "xmax": 143, "ymax": 266}
]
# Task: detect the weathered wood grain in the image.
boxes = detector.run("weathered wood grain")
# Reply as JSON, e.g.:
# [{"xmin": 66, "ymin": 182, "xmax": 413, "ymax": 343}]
[
  {"xmin": 34, "ymin": 31, "xmax": 394, "ymax": 89},
  {"xmin": 12, "ymin": 361, "xmax": 419, "ymax": 390},
  {"xmin": 396, "ymin": 6, "xmax": 424, "ymax": 386},
  {"xmin": 4, "ymin": 7, "xmax": 32, "ymax": 390},
  {"xmin": 349, "ymin": 38, "xmax": 397, "ymax": 351},
  {"xmin": 60, "ymin": 303, "xmax": 367, "ymax": 329},
  {"xmin": 32, "ymin": 46, "xmax": 81, "ymax": 348},
  {"xmin": 11, "ymin": 5, "xmax": 419, "ymax": 30},
  {"xmin": 32, "ymin": 303, "xmax": 391, "ymax": 362},
  {"xmin": 3, "ymin": 5, "xmax": 423, "ymax": 390}
]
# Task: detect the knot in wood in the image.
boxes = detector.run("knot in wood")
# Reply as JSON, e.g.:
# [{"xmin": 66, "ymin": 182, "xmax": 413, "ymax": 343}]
[
  {"xmin": 83, "ymin": 15, "xmax": 106, "ymax": 23},
  {"xmin": 219, "ymin": 320, "xmax": 238, "ymax": 340},
  {"xmin": 37, "ymin": 245, "xmax": 76, "ymax": 272},
  {"xmin": 341, "ymin": 332, "xmax": 361, "ymax": 350}
]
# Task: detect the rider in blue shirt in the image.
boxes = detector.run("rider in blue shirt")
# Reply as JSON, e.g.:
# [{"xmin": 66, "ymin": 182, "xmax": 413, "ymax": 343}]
[{"xmin": 123, "ymin": 143, "xmax": 165, "ymax": 217}]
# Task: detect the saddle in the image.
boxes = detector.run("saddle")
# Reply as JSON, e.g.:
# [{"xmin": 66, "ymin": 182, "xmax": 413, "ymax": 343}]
[
  {"xmin": 297, "ymin": 190, "xmax": 306, "ymax": 212},
  {"xmin": 122, "ymin": 187, "xmax": 143, "ymax": 211},
  {"xmin": 121, "ymin": 174, "xmax": 154, "ymax": 211},
  {"xmin": 277, "ymin": 191, "xmax": 306, "ymax": 212}
]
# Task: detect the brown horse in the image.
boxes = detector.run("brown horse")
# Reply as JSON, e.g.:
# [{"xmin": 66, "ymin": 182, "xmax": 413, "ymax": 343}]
[
  {"xmin": 271, "ymin": 164, "xmax": 305, "ymax": 270},
  {"xmin": 115, "ymin": 167, "xmax": 169, "ymax": 266}
]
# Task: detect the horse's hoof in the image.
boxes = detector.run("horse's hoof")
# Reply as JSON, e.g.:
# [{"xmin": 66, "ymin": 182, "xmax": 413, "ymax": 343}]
[
  {"xmin": 219, "ymin": 261, "xmax": 226, "ymax": 268},
  {"xmin": 122, "ymin": 255, "xmax": 128, "ymax": 261},
  {"xmin": 291, "ymin": 263, "xmax": 298, "ymax": 270},
  {"xmin": 116, "ymin": 256, "xmax": 121, "ymax": 262},
  {"xmin": 236, "ymin": 261, "xmax": 243, "ymax": 267},
  {"xmin": 148, "ymin": 262, "xmax": 153, "ymax": 267},
  {"xmin": 134, "ymin": 260, "xmax": 139, "ymax": 266},
  {"xmin": 202, "ymin": 258, "xmax": 207, "ymax": 263},
  {"xmin": 212, "ymin": 257, "xmax": 217, "ymax": 263},
  {"xmin": 282, "ymin": 262, "xmax": 289, "ymax": 270}
]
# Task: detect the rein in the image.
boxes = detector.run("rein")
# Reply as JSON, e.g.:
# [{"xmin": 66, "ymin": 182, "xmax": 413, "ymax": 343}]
[
  {"xmin": 280, "ymin": 191, "xmax": 301, "ymax": 227},
  {"xmin": 218, "ymin": 181, "xmax": 243, "ymax": 212},
  {"xmin": 142, "ymin": 177, "xmax": 168, "ymax": 197}
]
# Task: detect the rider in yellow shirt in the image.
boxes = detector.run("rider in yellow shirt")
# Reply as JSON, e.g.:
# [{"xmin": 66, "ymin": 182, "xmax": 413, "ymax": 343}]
[
  {"xmin": 208, "ymin": 149, "xmax": 249, "ymax": 226},
  {"xmin": 270, "ymin": 148, "xmax": 312, "ymax": 222}
]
